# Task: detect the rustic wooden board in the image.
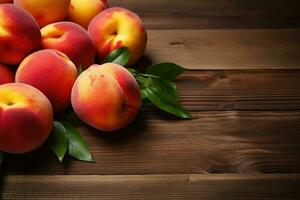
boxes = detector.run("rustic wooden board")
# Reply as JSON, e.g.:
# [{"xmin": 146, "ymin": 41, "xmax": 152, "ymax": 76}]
[
  {"xmin": 110, "ymin": 0, "xmax": 300, "ymax": 17},
  {"xmin": 145, "ymin": 29, "xmax": 300, "ymax": 69},
  {"xmin": 2, "ymin": 175, "xmax": 300, "ymax": 200},
  {"xmin": 2, "ymin": 0, "xmax": 300, "ymax": 199},
  {"xmin": 110, "ymin": 0, "xmax": 300, "ymax": 29},
  {"xmin": 43, "ymin": 69, "xmax": 298, "ymax": 112},
  {"xmin": 177, "ymin": 70, "xmax": 300, "ymax": 111},
  {"xmin": 140, "ymin": 14, "xmax": 300, "ymax": 29},
  {"xmin": 3, "ymin": 110, "xmax": 300, "ymax": 175}
]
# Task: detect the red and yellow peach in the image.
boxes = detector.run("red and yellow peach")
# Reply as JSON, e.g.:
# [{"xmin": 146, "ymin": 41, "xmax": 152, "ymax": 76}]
[
  {"xmin": 0, "ymin": 83, "xmax": 53, "ymax": 153},
  {"xmin": 71, "ymin": 63, "xmax": 141, "ymax": 132},
  {"xmin": 41, "ymin": 22, "xmax": 96, "ymax": 70},
  {"xmin": 68, "ymin": 0, "xmax": 108, "ymax": 29},
  {"xmin": 0, "ymin": 4, "xmax": 41, "ymax": 65},
  {"xmin": 88, "ymin": 7, "xmax": 147, "ymax": 65},
  {"xmin": 14, "ymin": 0, "xmax": 70, "ymax": 27},
  {"xmin": 0, "ymin": 63, "xmax": 14, "ymax": 84},
  {"xmin": 0, "ymin": 0, "xmax": 13, "ymax": 3},
  {"xmin": 16, "ymin": 49, "xmax": 78, "ymax": 112}
]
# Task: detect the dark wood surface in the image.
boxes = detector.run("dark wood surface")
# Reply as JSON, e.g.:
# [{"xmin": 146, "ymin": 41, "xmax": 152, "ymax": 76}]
[
  {"xmin": 1, "ymin": 0, "xmax": 300, "ymax": 199},
  {"xmin": 2, "ymin": 175, "xmax": 300, "ymax": 199}
]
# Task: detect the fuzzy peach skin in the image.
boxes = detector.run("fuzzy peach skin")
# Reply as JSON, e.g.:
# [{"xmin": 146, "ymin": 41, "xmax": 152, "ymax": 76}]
[
  {"xmin": 72, "ymin": 63, "xmax": 141, "ymax": 132},
  {"xmin": 68, "ymin": 0, "xmax": 108, "ymax": 29},
  {"xmin": 0, "ymin": 0, "xmax": 13, "ymax": 3},
  {"xmin": 0, "ymin": 4, "xmax": 41, "ymax": 65},
  {"xmin": 16, "ymin": 49, "xmax": 78, "ymax": 112},
  {"xmin": 14, "ymin": 0, "xmax": 70, "ymax": 27},
  {"xmin": 0, "ymin": 63, "xmax": 14, "ymax": 84},
  {"xmin": 88, "ymin": 7, "xmax": 147, "ymax": 65},
  {"xmin": 0, "ymin": 83, "xmax": 53, "ymax": 153},
  {"xmin": 41, "ymin": 22, "xmax": 96, "ymax": 70}
]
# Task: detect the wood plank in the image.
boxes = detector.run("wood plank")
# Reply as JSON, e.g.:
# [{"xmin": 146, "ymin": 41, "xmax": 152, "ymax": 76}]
[
  {"xmin": 143, "ymin": 29, "xmax": 300, "ymax": 69},
  {"xmin": 177, "ymin": 70, "xmax": 300, "ymax": 111},
  {"xmin": 3, "ymin": 111, "xmax": 300, "ymax": 175},
  {"xmin": 110, "ymin": 0, "xmax": 300, "ymax": 17},
  {"xmin": 1, "ymin": 174, "xmax": 300, "ymax": 199},
  {"xmin": 110, "ymin": 0, "xmax": 300, "ymax": 29},
  {"xmin": 109, "ymin": 0, "xmax": 300, "ymax": 29},
  {"xmin": 140, "ymin": 14, "xmax": 300, "ymax": 29}
]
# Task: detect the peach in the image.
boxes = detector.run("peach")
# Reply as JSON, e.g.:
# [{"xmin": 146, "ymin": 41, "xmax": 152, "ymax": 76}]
[
  {"xmin": 0, "ymin": 4, "xmax": 41, "ymax": 65},
  {"xmin": 14, "ymin": 0, "xmax": 70, "ymax": 27},
  {"xmin": 41, "ymin": 22, "xmax": 96, "ymax": 70},
  {"xmin": 68, "ymin": 0, "xmax": 108, "ymax": 29},
  {"xmin": 88, "ymin": 7, "xmax": 147, "ymax": 65},
  {"xmin": 0, "ymin": 63, "xmax": 14, "ymax": 84},
  {"xmin": 0, "ymin": 0, "xmax": 13, "ymax": 3},
  {"xmin": 71, "ymin": 63, "xmax": 141, "ymax": 132},
  {"xmin": 16, "ymin": 49, "xmax": 78, "ymax": 112},
  {"xmin": 0, "ymin": 83, "xmax": 53, "ymax": 153}
]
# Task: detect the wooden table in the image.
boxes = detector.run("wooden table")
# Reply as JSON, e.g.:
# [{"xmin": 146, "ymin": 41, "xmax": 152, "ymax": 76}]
[{"xmin": 1, "ymin": 0, "xmax": 300, "ymax": 199}]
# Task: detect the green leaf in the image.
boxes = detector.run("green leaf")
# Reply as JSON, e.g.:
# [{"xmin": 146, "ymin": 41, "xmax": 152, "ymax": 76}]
[
  {"xmin": 0, "ymin": 151, "xmax": 4, "ymax": 169},
  {"xmin": 136, "ymin": 75, "xmax": 149, "ymax": 89},
  {"xmin": 128, "ymin": 68, "xmax": 149, "ymax": 89},
  {"xmin": 47, "ymin": 121, "xmax": 68, "ymax": 162},
  {"xmin": 128, "ymin": 68, "xmax": 191, "ymax": 119},
  {"xmin": 144, "ymin": 88, "xmax": 192, "ymax": 119},
  {"xmin": 141, "ymin": 89, "xmax": 148, "ymax": 100},
  {"xmin": 62, "ymin": 121, "xmax": 94, "ymax": 162},
  {"xmin": 104, "ymin": 46, "xmax": 131, "ymax": 66},
  {"xmin": 146, "ymin": 63, "xmax": 185, "ymax": 81},
  {"xmin": 148, "ymin": 77, "xmax": 180, "ymax": 103},
  {"xmin": 127, "ymin": 68, "xmax": 136, "ymax": 75}
]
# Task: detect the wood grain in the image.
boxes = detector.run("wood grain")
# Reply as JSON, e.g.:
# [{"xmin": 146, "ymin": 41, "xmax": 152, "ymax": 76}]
[
  {"xmin": 1, "ymin": 174, "xmax": 300, "ymax": 199},
  {"xmin": 177, "ymin": 70, "xmax": 300, "ymax": 111},
  {"xmin": 110, "ymin": 0, "xmax": 300, "ymax": 29},
  {"xmin": 145, "ymin": 29, "xmax": 300, "ymax": 69},
  {"xmin": 2, "ymin": 1, "xmax": 300, "ymax": 199},
  {"xmin": 110, "ymin": 0, "xmax": 300, "ymax": 17},
  {"xmin": 3, "ymin": 110, "xmax": 300, "ymax": 175},
  {"xmin": 140, "ymin": 14, "xmax": 300, "ymax": 29}
]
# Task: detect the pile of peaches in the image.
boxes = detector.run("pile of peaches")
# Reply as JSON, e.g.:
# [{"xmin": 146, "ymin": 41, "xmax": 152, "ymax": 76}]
[{"xmin": 0, "ymin": 0, "xmax": 189, "ymax": 162}]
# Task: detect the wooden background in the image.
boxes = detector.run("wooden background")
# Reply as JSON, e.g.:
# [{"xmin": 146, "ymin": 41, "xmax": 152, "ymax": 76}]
[{"xmin": 1, "ymin": 0, "xmax": 300, "ymax": 199}]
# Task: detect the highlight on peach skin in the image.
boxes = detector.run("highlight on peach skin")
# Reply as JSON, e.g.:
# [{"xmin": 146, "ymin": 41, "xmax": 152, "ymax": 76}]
[
  {"xmin": 71, "ymin": 63, "xmax": 141, "ymax": 132},
  {"xmin": 14, "ymin": 0, "xmax": 70, "ymax": 27},
  {"xmin": 15, "ymin": 49, "xmax": 78, "ymax": 112},
  {"xmin": 0, "ymin": 83, "xmax": 53, "ymax": 153},
  {"xmin": 68, "ymin": 0, "xmax": 108, "ymax": 29},
  {"xmin": 0, "ymin": 63, "xmax": 14, "ymax": 84},
  {"xmin": 88, "ymin": 7, "xmax": 147, "ymax": 65},
  {"xmin": 41, "ymin": 22, "xmax": 96, "ymax": 70},
  {"xmin": 0, "ymin": 4, "xmax": 41, "ymax": 65}
]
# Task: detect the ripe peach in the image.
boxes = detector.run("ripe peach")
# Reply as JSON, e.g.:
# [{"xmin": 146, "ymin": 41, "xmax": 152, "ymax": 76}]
[
  {"xmin": 0, "ymin": 83, "xmax": 53, "ymax": 153},
  {"xmin": 0, "ymin": 0, "xmax": 13, "ymax": 3},
  {"xmin": 0, "ymin": 4, "xmax": 41, "ymax": 65},
  {"xmin": 71, "ymin": 63, "xmax": 141, "ymax": 132},
  {"xmin": 41, "ymin": 22, "xmax": 96, "ymax": 70},
  {"xmin": 14, "ymin": 0, "xmax": 70, "ymax": 27},
  {"xmin": 0, "ymin": 63, "xmax": 14, "ymax": 84},
  {"xmin": 88, "ymin": 7, "xmax": 147, "ymax": 65},
  {"xmin": 68, "ymin": 0, "xmax": 108, "ymax": 29},
  {"xmin": 16, "ymin": 49, "xmax": 78, "ymax": 112}
]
